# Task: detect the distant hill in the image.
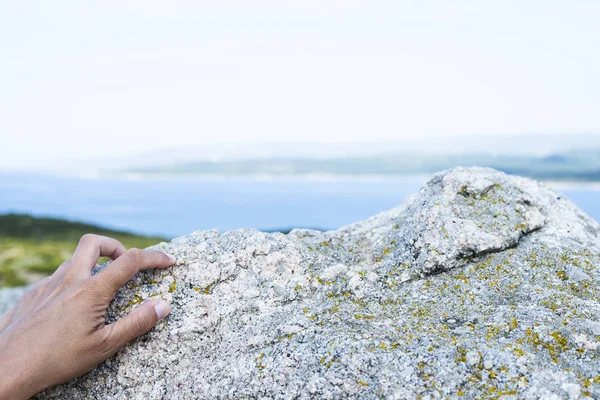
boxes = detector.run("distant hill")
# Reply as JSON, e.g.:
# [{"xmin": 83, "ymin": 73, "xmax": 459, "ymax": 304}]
[
  {"xmin": 11, "ymin": 134, "xmax": 600, "ymax": 180},
  {"xmin": 0, "ymin": 214, "xmax": 167, "ymax": 288},
  {"xmin": 125, "ymin": 149, "xmax": 600, "ymax": 182}
]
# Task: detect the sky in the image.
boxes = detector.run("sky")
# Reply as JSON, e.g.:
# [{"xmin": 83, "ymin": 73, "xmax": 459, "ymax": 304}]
[{"xmin": 1, "ymin": 1, "xmax": 599, "ymax": 169}]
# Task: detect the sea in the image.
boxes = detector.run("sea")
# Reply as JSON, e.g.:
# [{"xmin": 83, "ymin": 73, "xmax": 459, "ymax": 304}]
[{"xmin": 1, "ymin": 173, "xmax": 599, "ymax": 239}]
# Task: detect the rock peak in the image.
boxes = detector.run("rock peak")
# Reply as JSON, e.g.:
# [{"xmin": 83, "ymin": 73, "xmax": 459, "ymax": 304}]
[{"xmin": 400, "ymin": 167, "xmax": 547, "ymax": 277}]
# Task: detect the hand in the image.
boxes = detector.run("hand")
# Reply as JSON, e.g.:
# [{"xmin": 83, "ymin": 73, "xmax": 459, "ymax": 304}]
[{"xmin": 0, "ymin": 234, "xmax": 175, "ymax": 400}]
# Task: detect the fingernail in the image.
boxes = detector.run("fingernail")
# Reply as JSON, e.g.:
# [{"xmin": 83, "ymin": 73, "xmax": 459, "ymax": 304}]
[
  {"xmin": 154, "ymin": 301, "xmax": 170, "ymax": 320},
  {"xmin": 167, "ymin": 254, "xmax": 177, "ymax": 264}
]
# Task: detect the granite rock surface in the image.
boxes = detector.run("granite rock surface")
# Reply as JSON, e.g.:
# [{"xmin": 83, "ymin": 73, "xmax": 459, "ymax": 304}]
[{"xmin": 3, "ymin": 167, "xmax": 600, "ymax": 399}]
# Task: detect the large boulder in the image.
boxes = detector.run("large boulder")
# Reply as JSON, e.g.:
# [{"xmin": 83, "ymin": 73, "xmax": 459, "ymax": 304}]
[{"xmin": 3, "ymin": 167, "xmax": 600, "ymax": 399}]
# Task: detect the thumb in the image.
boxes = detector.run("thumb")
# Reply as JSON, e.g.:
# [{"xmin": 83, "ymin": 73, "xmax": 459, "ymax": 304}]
[{"xmin": 105, "ymin": 299, "xmax": 170, "ymax": 351}]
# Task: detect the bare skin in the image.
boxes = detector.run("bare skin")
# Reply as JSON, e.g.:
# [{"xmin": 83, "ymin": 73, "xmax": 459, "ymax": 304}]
[{"xmin": 0, "ymin": 234, "xmax": 175, "ymax": 400}]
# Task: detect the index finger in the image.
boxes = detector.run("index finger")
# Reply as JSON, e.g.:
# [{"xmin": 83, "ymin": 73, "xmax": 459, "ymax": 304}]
[
  {"xmin": 71, "ymin": 234, "xmax": 127, "ymax": 278},
  {"xmin": 92, "ymin": 248, "xmax": 175, "ymax": 296}
]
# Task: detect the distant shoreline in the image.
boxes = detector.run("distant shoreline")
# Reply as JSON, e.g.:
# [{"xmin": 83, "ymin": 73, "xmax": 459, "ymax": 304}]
[
  {"xmin": 110, "ymin": 172, "xmax": 600, "ymax": 190},
  {"xmin": 114, "ymin": 172, "xmax": 433, "ymax": 183},
  {"xmin": 4, "ymin": 170, "xmax": 600, "ymax": 189},
  {"xmin": 118, "ymin": 148, "xmax": 600, "ymax": 184}
]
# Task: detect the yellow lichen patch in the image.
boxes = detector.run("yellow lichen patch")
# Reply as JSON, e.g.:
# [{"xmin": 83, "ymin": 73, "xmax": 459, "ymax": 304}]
[
  {"xmin": 202, "ymin": 282, "xmax": 215, "ymax": 294},
  {"xmin": 254, "ymin": 352, "xmax": 266, "ymax": 373},
  {"xmin": 557, "ymin": 270, "xmax": 568, "ymax": 281},
  {"xmin": 354, "ymin": 314, "xmax": 375, "ymax": 320},
  {"xmin": 126, "ymin": 294, "xmax": 143, "ymax": 308},
  {"xmin": 550, "ymin": 331, "xmax": 568, "ymax": 348},
  {"xmin": 168, "ymin": 280, "xmax": 177, "ymax": 293},
  {"xmin": 455, "ymin": 347, "xmax": 467, "ymax": 363}
]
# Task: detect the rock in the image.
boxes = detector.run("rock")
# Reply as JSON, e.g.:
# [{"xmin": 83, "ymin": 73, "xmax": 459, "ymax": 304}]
[{"xmin": 2, "ymin": 167, "xmax": 600, "ymax": 399}]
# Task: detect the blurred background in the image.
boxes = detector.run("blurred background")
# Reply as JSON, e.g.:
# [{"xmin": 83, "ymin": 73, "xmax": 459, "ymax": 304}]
[{"xmin": 1, "ymin": 1, "xmax": 599, "ymax": 287}]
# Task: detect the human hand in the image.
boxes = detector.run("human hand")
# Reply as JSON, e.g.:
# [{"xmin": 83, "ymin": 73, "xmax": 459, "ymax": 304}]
[{"xmin": 0, "ymin": 234, "xmax": 175, "ymax": 400}]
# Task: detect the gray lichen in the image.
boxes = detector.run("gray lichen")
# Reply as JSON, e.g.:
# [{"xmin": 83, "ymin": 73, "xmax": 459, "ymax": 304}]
[{"xmin": 2, "ymin": 167, "xmax": 599, "ymax": 399}]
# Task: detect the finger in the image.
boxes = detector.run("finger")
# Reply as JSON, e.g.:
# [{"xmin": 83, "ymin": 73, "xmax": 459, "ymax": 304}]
[
  {"xmin": 71, "ymin": 234, "xmax": 127, "ymax": 278},
  {"xmin": 92, "ymin": 249, "xmax": 175, "ymax": 296},
  {"xmin": 104, "ymin": 299, "xmax": 170, "ymax": 351},
  {"xmin": 52, "ymin": 260, "xmax": 72, "ymax": 281}
]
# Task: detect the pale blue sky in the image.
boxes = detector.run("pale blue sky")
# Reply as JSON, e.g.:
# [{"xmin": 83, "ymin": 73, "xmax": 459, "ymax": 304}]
[{"xmin": 1, "ymin": 1, "xmax": 599, "ymax": 168}]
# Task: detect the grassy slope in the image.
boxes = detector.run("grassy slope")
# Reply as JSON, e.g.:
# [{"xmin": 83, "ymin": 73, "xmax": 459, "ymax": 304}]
[{"xmin": 0, "ymin": 214, "xmax": 167, "ymax": 288}]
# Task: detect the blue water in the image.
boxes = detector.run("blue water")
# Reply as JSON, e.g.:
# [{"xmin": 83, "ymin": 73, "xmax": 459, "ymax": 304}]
[{"xmin": 0, "ymin": 173, "xmax": 598, "ymax": 238}]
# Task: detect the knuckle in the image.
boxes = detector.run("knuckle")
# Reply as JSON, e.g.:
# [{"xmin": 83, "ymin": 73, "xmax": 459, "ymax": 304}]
[
  {"xmin": 132, "ymin": 313, "xmax": 149, "ymax": 335},
  {"xmin": 126, "ymin": 248, "xmax": 144, "ymax": 267},
  {"xmin": 79, "ymin": 233, "xmax": 97, "ymax": 245},
  {"xmin": 35, "ymin": 276, "xmax": 55, "ymax": 295},
  {"xmin": 97, "ymin": 328, "xmax": 116, "ymax": 355},
  {"xmin": 54, "ymin": 260, "xmax": 72, "ymax": 274},
  {"xmin": 38, "ymin": 275, "xmax": 53, "ymax": 288},
  {"xmin": 58, "ymin": 273, "xmax": 74, "ymax": 287}
]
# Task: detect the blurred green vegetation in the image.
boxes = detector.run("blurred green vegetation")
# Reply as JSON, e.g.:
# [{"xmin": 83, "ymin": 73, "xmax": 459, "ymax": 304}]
[{"xmin": 0, "ymin": 214, "xmax": 167, "ymax": 288}]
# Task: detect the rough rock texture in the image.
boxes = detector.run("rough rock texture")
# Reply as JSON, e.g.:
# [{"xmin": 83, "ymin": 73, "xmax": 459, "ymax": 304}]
[{"xmin": 2, "ymin": 167, "xmax": 600, "ymax": 399}]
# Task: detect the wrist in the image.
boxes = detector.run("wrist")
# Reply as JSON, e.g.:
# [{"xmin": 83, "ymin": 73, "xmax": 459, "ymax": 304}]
[{"xmin": 0, "ymin": 332, "xmax": 40, "ymax": 400}]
